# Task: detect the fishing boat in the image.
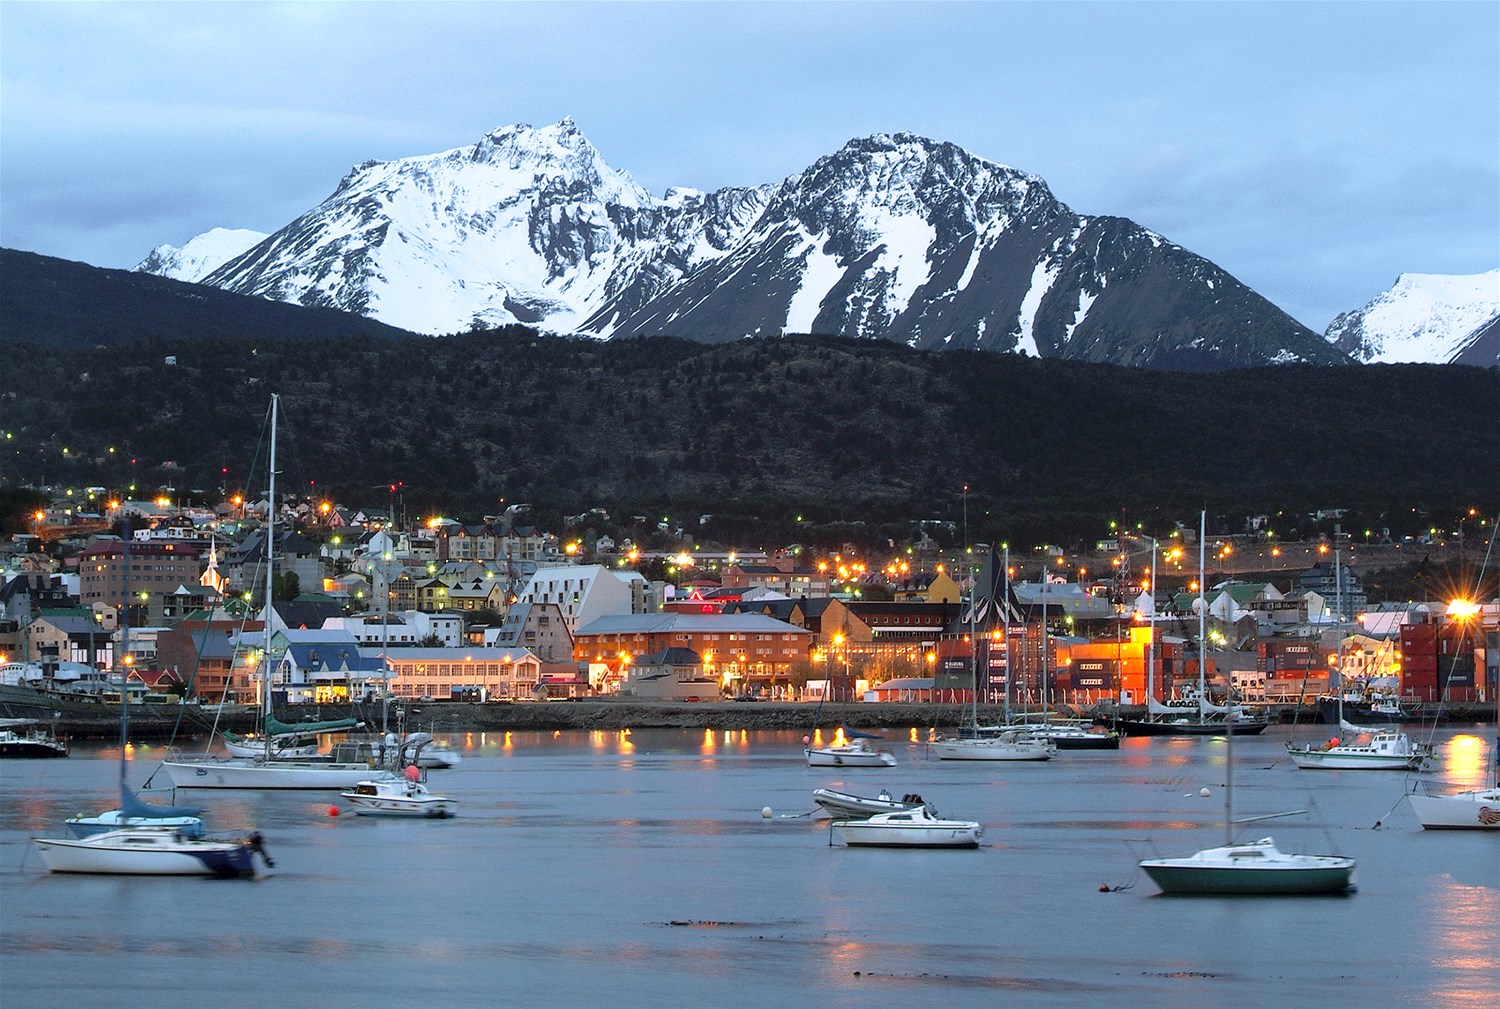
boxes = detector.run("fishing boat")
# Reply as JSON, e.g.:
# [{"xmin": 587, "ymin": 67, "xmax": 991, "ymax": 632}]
[
  {"xmin": 805, "ymin": 736, "xmax": 897, "ymax": 767},
  {"xmin": 1138, "ymin": 511, "xmax": 1356, "ymax": 896},
  {"xmin": 0, "ymin": 718, "xmax": 68, "ymax": 758},
  {"xmin": 340, "ymin": 765, "xmax": 457, "ymax": 818},
  {"xmin": 33, "ymin": 828, "xmax": 269, "ymax": 878},
  {"xmin": 832, "ymin": 805, "xmax": 983, "ymax": 848},
  {"xmin": 1287, "ymin": 706, "xmax": 1433, "ymax": 771},
  {"xmin": 811, "ymin": 787, "xmax": 929, "ymax": 819},
  {"xmin": 160, "ymin": 396, "xmax": 400, "ymax": 791}
]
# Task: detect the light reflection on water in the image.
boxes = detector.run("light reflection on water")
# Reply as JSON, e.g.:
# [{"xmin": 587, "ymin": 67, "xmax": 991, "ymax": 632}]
[{"xmin": 2, "ymin": 725, "xmax": 1495, "ymax": 1008}]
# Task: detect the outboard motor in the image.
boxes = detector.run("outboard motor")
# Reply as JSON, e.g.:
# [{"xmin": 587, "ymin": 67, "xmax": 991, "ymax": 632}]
[{"xmin": 247, "ymin": 831, "xmax": 275, "ymax": 868}]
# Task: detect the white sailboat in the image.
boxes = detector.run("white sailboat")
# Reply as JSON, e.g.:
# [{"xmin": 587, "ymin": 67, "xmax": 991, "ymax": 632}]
[
  {"xmin": 34, "ymin": 533, "xmax": 271, "ymax": 877},
  {"xmin": 1138, "ymin": 511, "xmax": 1357, "ymax": 895},
  {"xmin": 930, "ymin": 510, "xmax": 1054, "ymax": 762},
  {"xmin": 161, "ymin": 395, "xmax": 398, "ymax": 791}
]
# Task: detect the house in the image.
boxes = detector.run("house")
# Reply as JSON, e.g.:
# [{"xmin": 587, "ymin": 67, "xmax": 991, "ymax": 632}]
[
  {"xmin": 573, "ymin": 611, "xmax": 811, "ymax": 696},
  {"xmin": 270, "ymin": 630, "xmax": 392, "ymax": 704},
  {"xmin": 720, "ymin": 560, "xmax": 827, "ymax": 596},
  {"xmin": 379, "ymin": 645, "xmax": 542, "ymax": 702},
  {"xmin": 487, "ymin": 601, "xmax": 574, "ymax": 663},
  {"xmin": 25, "ymin": 610, "xmax": 114, "ymax": 668},
  {"xmin": 619, "ymin": 647, "xmax": 719, "ymax": 701},
  {"xmin": 224, "ymin": 529, "xmax": 322, "ymax": 596},
  {"xmin": 515, "ymin": 564, "xmax": 650, "ymax": 635},
  {"xmin": 890, "ymin": 569, "xmax": 959, "ymax": 604}
]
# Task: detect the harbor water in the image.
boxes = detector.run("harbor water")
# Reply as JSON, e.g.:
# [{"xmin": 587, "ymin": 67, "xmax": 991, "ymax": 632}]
[{"xmin": 1, "ymin": 723, "xmax": 1495, "ymax": 1009}]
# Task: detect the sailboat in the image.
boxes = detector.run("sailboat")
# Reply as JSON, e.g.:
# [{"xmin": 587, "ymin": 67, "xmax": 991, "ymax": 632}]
[
  {"xmin": 160, "ymin": 394, "xmax": 399, "ymax": 790},
  {"xmin": 33, "ymin": 536, "xmax": 271, "ymax": 877},
  {"xmin": 1138, "ymin": 511, "xmax": 1357, "ymax": 896},
  {"xmin": 1113, "ymin": 516, "xmax": 1267, "ymax": 737},
  {"xmin": 1408, "ymin": 593, "xmax": 1499, "ymax": 828},
  {"xmin": 929, "ymin": 535, "xmax": 1053, "ymax": 762}
]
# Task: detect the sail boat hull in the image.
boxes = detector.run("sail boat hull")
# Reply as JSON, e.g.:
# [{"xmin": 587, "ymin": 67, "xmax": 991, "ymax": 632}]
[
  {"xmin": 1114, "ymin": 718, "xmax": 1268, "ymax": 737},
  {"xmin": 1139, "ymin": 838, "xmax": 1356, "ymax": 895},
  {"xmin": 33, "ymin": 828, "xmax": 258, "ymax": 878},
  {"xmin": 1407, "ymin": 787, "xmax": 1500, "ymax": 829},
  {"xmin": 160, "ymin": 757, "xmax": 390, "ymax": 790}
]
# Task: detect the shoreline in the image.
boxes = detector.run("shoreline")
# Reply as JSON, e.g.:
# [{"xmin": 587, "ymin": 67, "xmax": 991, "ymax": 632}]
[{"xmin": 5, "ymin": 694, "xmax": 1491, "ymax": 741}]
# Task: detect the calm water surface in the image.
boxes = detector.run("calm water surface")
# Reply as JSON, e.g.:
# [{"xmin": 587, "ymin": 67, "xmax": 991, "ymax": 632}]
[{"xmin": 1, "ymin": 724, "xmax": 1495, "ymax": 1009}]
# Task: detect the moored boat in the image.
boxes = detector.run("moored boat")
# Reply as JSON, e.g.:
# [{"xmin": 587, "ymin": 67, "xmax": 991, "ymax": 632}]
[
  {"xmin": 33, "ymin": 827, "xmax": 270, "ymax": 878},
  {"xmin": 1138, "ymin": 837, "xmax": 1356, "ymax": 895},
  {"xmin": 0, "ymin": 719, "xmax": 68, "ymax": 758},
  {"xmin": 1407, "ymin": 785, "xmax": 1500, "ymax": 830},
  {"xmin": 1286, "ymin": 726, "xmax": 1432, "ymax": 771},
  {"xmin": 929, "ymin": 729, "xmax": 1054, "ymax": 761},
  {"xmin": 811, "ymin": 787, "xmax": 929, "ymax": 819},
  {"xmin": 804, "ymin": 737, "xmax": 897, "ymax": 767},
  {"xmin": 340, "ymin": 766, "xmax": 457, "ymax": 818},
  {"xmin": 832, "ymin": 806, "xmax": 983, "ymax": 848}
]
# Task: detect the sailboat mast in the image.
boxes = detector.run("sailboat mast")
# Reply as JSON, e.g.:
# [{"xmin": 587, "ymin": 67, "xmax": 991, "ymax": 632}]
[
  {"xmin": 1003, "ymin": 543, "xmax": 1011, "ymax": 722},
  {"xmin": 262, "ymin": 395, "xmax": 278, "ymax": 756},
  {"xmin": 119, "ymin": 521, "xmax": 131, "ymax": 785},
  {"xmin": 1198, "ymin": 510, "xmax": 1207, "ymax": 704},
  {"xmin": 1147, "ymin": 538, "xmax": 1156, "ymax": 708}
]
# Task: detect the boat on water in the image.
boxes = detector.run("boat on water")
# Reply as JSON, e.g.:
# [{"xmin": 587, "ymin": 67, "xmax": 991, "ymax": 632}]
[
  {"xmin": 1137, "ymin": 511, "xmax": 1357, "ymax": 897},
  {"xmin": 33, "ymin": 529, "xmax": 269, "ymax": 877},
  {"xmin": 1316, "ymin": 693, "xmax": 1427, "ymax": 725},
  {"xmin": 1138, "ymin": 837, "xmax": 1356, "ymax": 895},
  {"xmin": 160, "ymin": 396, "xmax": 400, "ymax": 792},
  {"xmin": 811, "ymin": 787, "xmax": 929, "ymax": 819},
  {"xmin": 1112, "ymin": 696, "xmax": 1270, "ymax": 737},
  {"xmin": 340, "ymin": 765, "xmax": 457, "ymax": 818},
  {"xmin": 832, "ymin": 805, "xmax": 983, "ymax": 848},
  {"xmin": 1287, "ymin": 723, "xmax": 1433, "ymax": 771},
  {"xmin": 221, "ymin": 713, "xmax": 365, "ymax": 759},
  {"xmin": 997, "ymin": 717, "xmax": 1121, "ymax": 750},
  {"xmin": 805, "ymin": 737, "xmax": 897, "ymax": 767},
  {"xmin": 929, "ymin": 729, "xmax": 1055, "ymax": 761},
  {"xmin": 1407, "ymin": 784, "xmax": 1500, "ymax": 830},
  {"xmin": 33, "ymin": 828, "xmax": 270, "ymax": 878},
  {"xmin": 400, "ymin": 731, "xmax": 462, "ymax": 768},
  {"xmin": 66, "ymin": 781, "xmax": 205, "ymax": 838},
  {"xmin": 0, "ymin": 718, "xmax": 69, "ymax": 758}
]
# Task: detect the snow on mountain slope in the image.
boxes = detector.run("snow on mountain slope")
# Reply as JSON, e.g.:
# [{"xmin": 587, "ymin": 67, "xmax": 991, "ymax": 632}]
[
  {"xmin": 135, "ymin": 228, "xmax": 268, "ymax": 282},
  {"xmin": 138, "ymin": 119, "xmax": 1345, "ymax": 368},
  {"xmin": 1325, "ymin": 270, "xmax": 1500, "ymax": 363}
]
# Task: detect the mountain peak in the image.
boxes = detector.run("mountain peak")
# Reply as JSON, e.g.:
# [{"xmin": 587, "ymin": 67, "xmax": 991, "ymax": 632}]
[{"xmin": 1326, "ymin": 269, "xmax": 1500, "ymax": 364}]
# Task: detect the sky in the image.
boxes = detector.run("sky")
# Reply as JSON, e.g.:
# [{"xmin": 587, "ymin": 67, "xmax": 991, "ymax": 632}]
[{"xmin": 2, "ymin": 1, "xmax": 1496, "ymax": 332}]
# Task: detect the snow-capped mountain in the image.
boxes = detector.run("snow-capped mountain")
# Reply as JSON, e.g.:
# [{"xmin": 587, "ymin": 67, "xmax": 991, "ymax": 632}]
[
  {"xmin": 137, "ymin": 120, "xmax": 1346, "ymax": 369},
  {"xmin": 1325, "ymin": 270, "xmax": 1500, "ymax": 365},
  {"xmin": 135, "ymin": 227, "xmax": 269, "ymax": 283}
]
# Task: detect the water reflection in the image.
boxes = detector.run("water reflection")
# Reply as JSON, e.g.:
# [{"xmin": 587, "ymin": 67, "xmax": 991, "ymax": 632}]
[{"xmin": 1437, "ymin": 733, "xmax": 1488, "ymax": 786}]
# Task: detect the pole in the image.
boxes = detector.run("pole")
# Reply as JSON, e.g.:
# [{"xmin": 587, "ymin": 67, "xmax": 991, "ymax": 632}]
[
  {"xmin": 1003, "ymin": 543, "xmax": 1011, "ymax": 722},
  {"xmin": 262, "ymin": 394, "xmax": 278, "ymax": 759}
]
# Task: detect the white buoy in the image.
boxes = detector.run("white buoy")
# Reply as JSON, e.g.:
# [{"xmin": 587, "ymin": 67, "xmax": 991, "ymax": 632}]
[
  {"xmin": 1199, "ymin": 787, "xmax": 1212, "ymax": 797},
  {"xmin": 761, "ymin": 806, "xmax": 773, "ymax": 819}
]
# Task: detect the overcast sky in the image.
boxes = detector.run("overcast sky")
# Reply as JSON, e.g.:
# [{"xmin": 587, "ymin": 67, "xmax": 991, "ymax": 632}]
[{"xmin": 2, "ymin": 1, "xmax": 1495, "ymax": 331}]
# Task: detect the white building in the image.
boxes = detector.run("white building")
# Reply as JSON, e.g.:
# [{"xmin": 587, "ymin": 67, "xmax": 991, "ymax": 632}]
[{"xmin": 515, "ymin": 564, "xmax": 651, "ymax": 634}]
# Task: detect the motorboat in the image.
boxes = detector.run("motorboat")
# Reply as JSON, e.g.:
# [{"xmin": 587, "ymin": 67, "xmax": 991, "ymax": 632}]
[
  {"xmin": 1407, "ymin": 785, "xmax": 1500, "ymax": 830},
  {"xmin": 929, "ymin": 730, "xmax": 1055, "ymax": 761},
  {"xmin": 1138, "ymin": 837, "xmax": 1356, "ymax": 895},
  {"xmin": 1286, "ymin": 726, "xmax": 1432, "ymax": 771},
  {"xmin": 340, "ymin": 766, "xmax": 456, "ymax": 818},
  {"xmin": 401, "ymin": 732, "xmax": 462, "ymax": 768},
  {"xmin": 811, "ymin": 787, "xmax": 930, "ymax": 819},
  {"xmin": 805, "ymin": 738, "xmax": 897, "ymax": 767},
  {"xmin": 32, "ymin": 827, "xmax": 271, "ymax": 878},
  {"xmin": 0, "ymin": 719, "xmax": 68, "ymax": 758},
  {"xmin": 832, "ymin": 806, "xmax": 983, "ymax": 848}
]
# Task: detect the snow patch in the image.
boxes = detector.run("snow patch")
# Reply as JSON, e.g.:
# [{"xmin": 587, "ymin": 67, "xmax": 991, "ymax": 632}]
[
  {"xmin": 1014, "ymin": 261, "xmax": 1060, "ymax": 357},
  {"xmin": 784, "ymin": 234, "xmax": 844, "ymax": 334}
]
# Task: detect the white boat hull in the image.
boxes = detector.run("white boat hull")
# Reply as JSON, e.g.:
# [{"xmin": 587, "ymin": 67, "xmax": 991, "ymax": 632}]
[
  {"xmin": 929, "ymin": 737, "xmax": 1054, "ymax": 761},
  {"xmin": 805, "ymin": 743, "xmax": 897, "ymax": 767},
  {"xmin": 32, "ymin": 828, "xmax": 262, "ymax": 877},
  {"xmin": 1407, "ymin": 788, "xmax": 1500, "ymax": 830},
  {"xmin": 833, "ymin": 808, "xmax": 983, "ymax": 848},
  {"xmin": 342, "ymin": 794, "xmax": 457, "ymax": 818},
  {"xmin": 162, "ymin": 758, "xmax": 387, "ymax": 790},
  {"xmin": 811, "ymin": 788, "xmax": 927, "ymax": 819}
]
